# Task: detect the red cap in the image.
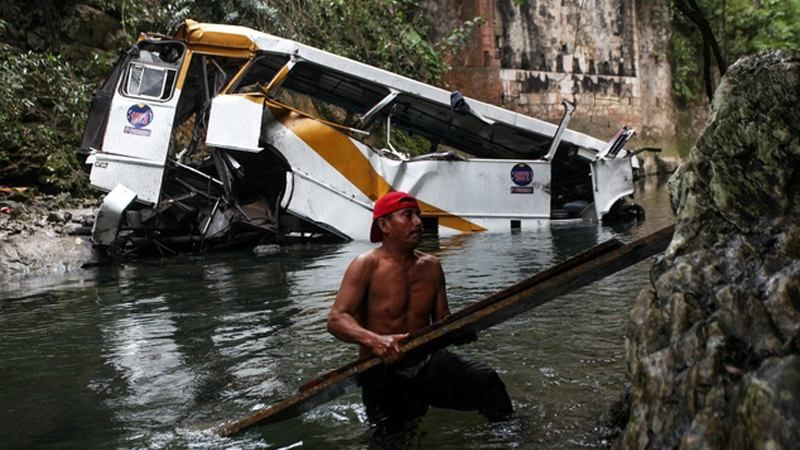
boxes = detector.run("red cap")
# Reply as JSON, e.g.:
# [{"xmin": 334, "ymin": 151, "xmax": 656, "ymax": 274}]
[{"xmin": 370, "ymin": 191, "xmax": 419, "ymax": 242}]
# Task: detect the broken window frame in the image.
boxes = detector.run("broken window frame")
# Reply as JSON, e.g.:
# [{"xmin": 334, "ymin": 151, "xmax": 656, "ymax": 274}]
[
  {"xmin": 172, "ymin": 52, "xmax": 251, "ymax": 163},
  {"xmin": 231, "ymin": 52, "xmax": 292, "ymax": 95},
  {"xmin": 232, "ymin": 54, "xmax": 390, "ymax": 133},
  {"xmin": 228, "ymin": 50, "xmax": 555, "ymax": 160}
]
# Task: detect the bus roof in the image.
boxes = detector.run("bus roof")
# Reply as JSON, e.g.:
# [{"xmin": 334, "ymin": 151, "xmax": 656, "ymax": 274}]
[{"xmin": 172, "ymin": 20, "xmax": 609, "ymax": 156}]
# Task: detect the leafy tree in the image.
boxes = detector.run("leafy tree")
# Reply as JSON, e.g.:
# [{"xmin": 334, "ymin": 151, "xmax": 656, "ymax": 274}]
[
  {"xmin": 0, "ymin": 45, "xmax": 99, "ymax": 193},
  {"xmin": 670, "ymin": 0, "xmax": 800, "ymax": 103}
]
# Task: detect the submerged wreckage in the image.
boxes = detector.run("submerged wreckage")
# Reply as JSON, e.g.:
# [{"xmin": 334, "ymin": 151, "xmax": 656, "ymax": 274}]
[{"xmin": 80, "ymin": 20, "xmax": 642, "ymax": 254}]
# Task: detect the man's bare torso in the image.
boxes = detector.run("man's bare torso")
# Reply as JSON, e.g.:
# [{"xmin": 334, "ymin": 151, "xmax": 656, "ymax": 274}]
[
  {"xmin": 327, "ymin": 202, "xmax": 448, "ymax": 363},
  {"xmin": 354, "ymin": 248, "xmax": 442, "ymax": 356}
]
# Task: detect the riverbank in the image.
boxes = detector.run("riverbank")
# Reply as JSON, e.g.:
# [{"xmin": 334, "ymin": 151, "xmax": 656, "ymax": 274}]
[{"xmin": 0, "ymin": 189, "xmax": 101, "ymax": 279}]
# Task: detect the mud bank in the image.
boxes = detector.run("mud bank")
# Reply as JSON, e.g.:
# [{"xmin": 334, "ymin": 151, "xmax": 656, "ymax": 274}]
[{"xmin": 0, "ymin": 192, "xmax": 102, "ymax": 279}]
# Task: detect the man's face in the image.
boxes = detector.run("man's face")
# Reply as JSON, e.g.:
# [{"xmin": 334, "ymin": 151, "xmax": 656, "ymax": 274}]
[{"xmin": 379, "ymin": 207, "xmax": 423, "ymax": 246}]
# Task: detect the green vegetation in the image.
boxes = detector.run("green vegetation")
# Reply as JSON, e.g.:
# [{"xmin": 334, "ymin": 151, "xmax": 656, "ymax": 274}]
[
  {"xmin": 670, "ymin": 0, "xmax": 800, "ymax": 103},
  {"xmin": 105, "ymin": 0, "xmax": 454, "ymax": 85},
  {"xmin": 0, "ymin": 45, "xmax": 107, "ymax": 194},
  {"xmin": 669, "ymin": 32, "xmax": 702, "ymax": 102}
]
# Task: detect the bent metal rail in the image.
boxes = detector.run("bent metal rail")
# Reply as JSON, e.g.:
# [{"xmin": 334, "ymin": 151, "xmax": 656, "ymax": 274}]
[{"xmin": 219, "ymin": 224, "xmax": 675, "ymax": 436}]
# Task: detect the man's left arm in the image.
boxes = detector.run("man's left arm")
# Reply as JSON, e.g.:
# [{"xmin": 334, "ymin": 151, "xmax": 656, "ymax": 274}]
[
  {"xmin": 433, "ymin": 258, "xmax": 450, "ymax": 322},
  {"xmin": 434, "ymin": 257, "xmax": 478, "ymax": 345}
]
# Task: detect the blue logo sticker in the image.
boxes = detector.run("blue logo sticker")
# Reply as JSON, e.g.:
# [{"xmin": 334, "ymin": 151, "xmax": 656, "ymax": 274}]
[
  {"xmin": 511, "ymin": 163, "xmax": 533, "ymax": 186},
  {"xmin": 126, "ymin": 104, "xmax": 154, "ymax": 128}
]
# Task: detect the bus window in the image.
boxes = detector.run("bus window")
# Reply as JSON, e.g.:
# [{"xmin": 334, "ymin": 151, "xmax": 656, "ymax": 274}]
[
  {"xmin": 125, "ymin": 63, "xmax": 177, "ymax": 100},
  {"xmin": 120, "ymin": 42, "xmax": 184, "ymax": 102}
]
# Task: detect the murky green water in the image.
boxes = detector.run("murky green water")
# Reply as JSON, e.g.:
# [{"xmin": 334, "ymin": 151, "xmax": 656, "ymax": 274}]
[{"xmin": 0, "ymin": 177, "xmax": 673, "ymax": 449}]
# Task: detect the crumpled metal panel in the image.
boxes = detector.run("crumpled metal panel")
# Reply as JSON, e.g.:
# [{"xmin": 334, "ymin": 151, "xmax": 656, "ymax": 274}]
[{"xmin": 92, "ymin": 184, "xmax": 138, "ymax": 246}]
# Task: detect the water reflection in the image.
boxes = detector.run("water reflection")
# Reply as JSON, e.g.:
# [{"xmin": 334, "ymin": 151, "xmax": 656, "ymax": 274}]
[
  {"xmin": 0, "ymin": 177, "xmax": 674, "ymax": 449},
  {"xmin": 100, "ymin": 294, "xmax": 196, "ymax": 425}
]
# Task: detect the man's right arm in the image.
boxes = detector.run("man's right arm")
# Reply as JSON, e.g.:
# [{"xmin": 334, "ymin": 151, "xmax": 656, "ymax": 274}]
[{"xmin": 327, "ymin": 254, "xmax": 407, "ymax": 363}]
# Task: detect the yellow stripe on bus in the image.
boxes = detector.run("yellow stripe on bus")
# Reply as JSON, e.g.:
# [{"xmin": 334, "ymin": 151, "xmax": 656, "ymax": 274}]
[{"xmin": 274, "ymin": 108, "xmax": 486, "ymax": 234}]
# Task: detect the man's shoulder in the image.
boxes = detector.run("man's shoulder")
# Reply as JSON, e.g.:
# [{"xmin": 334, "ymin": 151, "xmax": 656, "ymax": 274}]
[
  {"xmin": 354, "ymin": 248, "xmax": 381, "ymax": 264},
  {"xmin": 413, "ymin": 250, "xmax": 441, "ymax": 266},
  {"xmin": 343, "ymin": 250, "xmax": 380, "ymax": 282}
]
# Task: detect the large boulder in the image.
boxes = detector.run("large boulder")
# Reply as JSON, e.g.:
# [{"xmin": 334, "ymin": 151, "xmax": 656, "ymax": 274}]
[
  {"xmin": 616, "ymin": 50, "xmax": 800, "ymax": 449},
  {"xmin": 60, "ymin": 4, "xmax": 125, "ymax": 50}
]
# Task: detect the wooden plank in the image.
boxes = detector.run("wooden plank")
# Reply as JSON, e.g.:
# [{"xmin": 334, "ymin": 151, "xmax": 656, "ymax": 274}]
[{"xmin": 219, "ymin": 224, "xmax": 674, "ymax": 437}]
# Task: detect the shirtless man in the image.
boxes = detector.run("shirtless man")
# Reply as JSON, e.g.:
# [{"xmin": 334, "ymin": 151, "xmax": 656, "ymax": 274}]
[{"xmin": 327, "ymin": 191, "xmax": 512, "ymax": 425}]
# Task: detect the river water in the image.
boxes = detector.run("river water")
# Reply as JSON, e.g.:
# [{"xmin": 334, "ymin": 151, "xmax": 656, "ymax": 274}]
[{"xmin": 0, "ymin": 176, "xmax": 673, "ymax": 449}]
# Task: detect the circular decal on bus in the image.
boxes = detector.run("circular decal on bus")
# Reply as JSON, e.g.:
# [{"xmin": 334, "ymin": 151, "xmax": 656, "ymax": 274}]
[
  {"xmin": 510, "ymin": 163, "xmax": 533, "ymax": 186},
  {"xmin": 127, "ymin": 104, "xmax": 154, "ymax": 128}
]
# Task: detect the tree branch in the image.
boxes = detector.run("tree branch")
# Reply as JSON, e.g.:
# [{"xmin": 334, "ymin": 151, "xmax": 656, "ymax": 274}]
[
  {"xmin": 686, "ymin": 0, "xmax": 727, "ymax": 75},
  {"xmin": 702, "ymin": 39, "xmax": 714, "ymax": 102},
  {"xmin": 673, "ymin": 0, "xmax": 728, "ymax": 101}
]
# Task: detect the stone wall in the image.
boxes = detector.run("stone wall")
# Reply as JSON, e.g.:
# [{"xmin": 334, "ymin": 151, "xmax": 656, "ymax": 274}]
[{"xmin": 423, "ymin": 0, "xmax": 677, "ymax": 146}]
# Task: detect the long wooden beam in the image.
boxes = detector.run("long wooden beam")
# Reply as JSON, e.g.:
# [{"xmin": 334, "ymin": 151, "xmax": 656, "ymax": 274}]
[{"xmin": 220, "ymin": 224, "xmax": 674, "ymax": 436}]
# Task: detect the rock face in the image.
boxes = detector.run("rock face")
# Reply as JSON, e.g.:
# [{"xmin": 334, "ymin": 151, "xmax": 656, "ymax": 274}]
[
  {"xmin": 616, "ymin": 50, "xmax": 800, "ymax": 449},
  {"xmin": 60, "ymin": 4, "xmax": 125, "ymax": 50}
]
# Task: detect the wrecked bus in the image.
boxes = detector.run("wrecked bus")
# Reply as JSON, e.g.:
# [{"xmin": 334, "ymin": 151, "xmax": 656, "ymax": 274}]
[{"xmin": 79, "ymin": 20, "xmax": 640, "ymax": 254}]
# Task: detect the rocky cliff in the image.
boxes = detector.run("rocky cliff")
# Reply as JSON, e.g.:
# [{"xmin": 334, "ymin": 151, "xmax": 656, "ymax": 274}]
[{"xmin": 617, "ymin": 50, "xmax": 800, "ymax": 449}]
